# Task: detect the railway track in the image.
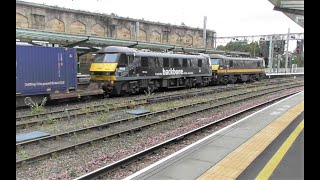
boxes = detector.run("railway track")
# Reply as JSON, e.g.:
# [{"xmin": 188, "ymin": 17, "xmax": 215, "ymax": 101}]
[
  {"xmin": 16, "ymin": 79, "xmax": 300, "ymax": 129},
  {"xmin": 74, "ymin": 90, "xmax": 303, "ymax": 180},
  {"xmin": 16, "ymin": 82, "xmax": 303, "ymax": 167},
  {"xmin": 16, "ymin": 77, "xmax": 299, "ymax": 120},
  {"xmin": 16, "ymin": 85, "xmax": 237, "ymax": 122}
]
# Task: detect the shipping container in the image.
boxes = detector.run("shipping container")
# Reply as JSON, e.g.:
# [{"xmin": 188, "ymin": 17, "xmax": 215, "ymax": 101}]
[{"xmin": 16, "ymin": 45, "xmax": 77, "ymax": 96}]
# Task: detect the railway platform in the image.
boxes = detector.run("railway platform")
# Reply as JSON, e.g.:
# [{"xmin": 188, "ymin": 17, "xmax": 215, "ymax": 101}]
[
  {"xmin": 124, "ymin": 91, "xmax": 304, "ymax": 180},
  {"xmin": 266, "ymin": 72, "xmax": 304, "ymax": 79}
]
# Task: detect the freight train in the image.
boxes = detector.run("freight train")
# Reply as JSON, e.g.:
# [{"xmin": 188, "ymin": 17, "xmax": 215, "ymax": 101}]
[
  {"xmin": 16, "ymin": 45, "xmax": 103, "ymax": 107},
  {"xmin": 89, "ymin": 46, "xmax": 266, "ymax": 95},
  {"xmin": 16, "ymin": 45, "xmax": 265, "ymax": 107}
]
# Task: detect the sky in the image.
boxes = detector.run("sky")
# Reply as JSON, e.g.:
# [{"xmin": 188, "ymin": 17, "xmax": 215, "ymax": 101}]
[{"xmin": 19, "ymin": 0, "xmax": 303, "ymax": 50}]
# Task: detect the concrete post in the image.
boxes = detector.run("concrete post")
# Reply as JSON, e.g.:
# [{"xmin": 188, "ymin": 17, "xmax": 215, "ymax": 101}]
[
  {"xmin": 285, "ymin": 28, "xmax": 290, "ymax": 73},
  {"xmin": 136, "ymin": 22, "xmax": 139, "ymax": 41},
  {"xmin": 277, "ymin": 54, "xmax": 281, "ymax": 73},
  {"xmin": 268, "ymin": 36, "xmax": 273, "ymax": 72},
  {"xmin": 213, "ymin": 32, "xmax": 217, "ymax": 49},
  {"xmin": 203, "ymin": 16, "xmax": 207, "ymax": 48}
]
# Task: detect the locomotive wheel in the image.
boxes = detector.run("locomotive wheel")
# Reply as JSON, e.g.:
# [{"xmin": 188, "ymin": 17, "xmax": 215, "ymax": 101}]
[
  {"xmin": 147, "ymin": 85, "xmax": 155, "ymax": 94},
  {"xmin": 249, "ymin": 75, "xmax": 255, "ymax": 82}
]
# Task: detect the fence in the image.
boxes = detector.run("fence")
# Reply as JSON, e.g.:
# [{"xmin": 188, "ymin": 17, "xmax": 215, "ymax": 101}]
[{"xmin": 265, "ymin": 67, "xmax": 304, "ymax": 73}]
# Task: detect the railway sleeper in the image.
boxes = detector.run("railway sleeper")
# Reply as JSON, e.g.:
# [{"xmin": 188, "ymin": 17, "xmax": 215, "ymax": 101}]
[
  {"xmin": 39, "ymin": 140, "xmax": 45, "ymax": 145},
  {"xmin": 19, "ymin": 161, "xmax": 27, "ymax": 167},
  {"xmin": 175, "ymin": 136, "xmax": 185, "ymax": 141},
  {"xmin": 136, "ymin": 156, "xmax": 144, "ymax": 161},
  {"xmin": 51, "ymin": 152, "xmax": 57, "ymax": 158},
  {"xmin": 16, "ymin": 144, "xmax": 22, "ymax": 150}
]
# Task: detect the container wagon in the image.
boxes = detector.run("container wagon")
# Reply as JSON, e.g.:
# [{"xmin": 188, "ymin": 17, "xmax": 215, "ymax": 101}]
[{"xmin": 16, "ymin": 45, "xmax": 103, "ymax": 107}]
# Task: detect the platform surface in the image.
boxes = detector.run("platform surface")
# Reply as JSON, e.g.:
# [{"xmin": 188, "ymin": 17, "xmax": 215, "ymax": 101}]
[{"xmin": 124, "ymin": 91, "xmax": 304, "ymax": 180}]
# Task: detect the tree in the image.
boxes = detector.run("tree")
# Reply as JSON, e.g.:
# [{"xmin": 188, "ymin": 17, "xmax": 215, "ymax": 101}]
[
  {"xmin": 217, "ymin": 41, "xmax": 261, "ymax": 57},
  {"xmin": 216, "ymin": 45, "xmax": 225, "ymax": 50},
  {"xmin": 291, "ymin": 53, "xmax": 304, "ymax": 67}
]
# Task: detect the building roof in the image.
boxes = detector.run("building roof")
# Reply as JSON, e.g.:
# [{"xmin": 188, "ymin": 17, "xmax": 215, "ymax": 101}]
[{"xmin": 268, "ymin": 0, "xmax": 304, "ymax": 28}]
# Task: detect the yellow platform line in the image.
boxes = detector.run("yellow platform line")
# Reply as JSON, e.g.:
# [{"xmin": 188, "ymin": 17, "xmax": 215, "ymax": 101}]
[
  {"xmin": 255, "ymin": 119, "xmax": 304, "ymax": 180},
  {"xmin": 196, "ymin": 101, "xmax": 304, "ymax": 180}
]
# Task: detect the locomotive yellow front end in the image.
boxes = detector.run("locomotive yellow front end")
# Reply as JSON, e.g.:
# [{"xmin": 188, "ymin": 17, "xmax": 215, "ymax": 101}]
[
  {"xmin": 210, "ymin": 57, "xmax": 220, "ymax": 83},
  {"xmin": 90, "ymin": 63, "xmax": 117, "ymax": 81},
  {"xmin": 89, "ymin": 53, "xmax": 119, "ymax": 93}
]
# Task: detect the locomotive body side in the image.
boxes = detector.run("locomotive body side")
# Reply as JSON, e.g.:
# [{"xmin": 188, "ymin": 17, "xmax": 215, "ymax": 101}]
[{"xmin": 209, "ymin": 54, "xmax": 265, "ymax": 84}]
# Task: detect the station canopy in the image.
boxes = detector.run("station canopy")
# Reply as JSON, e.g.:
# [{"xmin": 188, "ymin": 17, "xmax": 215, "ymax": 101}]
[
  {"xmin": 268, "ymin": 0, "xmax": 304, "ymax": 28},
  {"xmin": 16, "ymin": 28, "xmax": 234, "ymax": 55}
]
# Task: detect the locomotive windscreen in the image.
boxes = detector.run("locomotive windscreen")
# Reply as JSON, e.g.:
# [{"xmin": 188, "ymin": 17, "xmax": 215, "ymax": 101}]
[
  {"xmin": 210, "ymin": 58, "xmax": 219, "ymax": 65},
  {"xmin": 93, "ymin": 53, "xmax": 120, "ymax": 63}
]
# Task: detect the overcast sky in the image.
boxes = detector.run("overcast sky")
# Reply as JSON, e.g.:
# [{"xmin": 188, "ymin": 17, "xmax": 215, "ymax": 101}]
[
  {"xmin": 21, "ymin": 0, "xmax": 303, "ymax": 36},
  {"xmin": 20, "ymin": 0, "xmax": 303, "ymax": 51}
]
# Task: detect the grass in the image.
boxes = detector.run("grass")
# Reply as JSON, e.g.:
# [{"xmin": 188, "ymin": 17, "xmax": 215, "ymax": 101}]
[
  {"xmin": 146, "ymin": 96, "xmax": 210, "ymax": 112},
  {"xmin": 147, "ymin": 103, "xmax": 170, "ymax": 112},
  {"xmin": 30, "ymin": 104, "xmax": 44, "ymax": 115},
  {"xmin": 18, "ymin": 149, "xmax": 29, "ymax": 159},
  {"xmin": 29, "ymin": 97, "xmax": 47, "ymax": 115},
  {"xmin": 103, "ymin": 102, "xmax": 110, "ymax": 112},
  {"xmin": 144, "ymin": 115, "xmax": 154, "ymax": 121},
  {"xmin": 144, "ymin": 88, "xmax": 154, "ymax": 97},
  {"xmin": 127, "ymin": 101, "xmax": 136, "ymax": 109},
  {"xmin": 97, "ymin": 113, "xmax": 109, "ymax": 122},
  {"xmin": 88, "ymin": 104, "xmax": 96, "ymax": 112},
  {"xmin": 80, "ymin": 106, "xmax": 92, "ymax": 114},
  {"xmin": 45, "ymin": 114, "xmax": 54, "ymax": 124}
]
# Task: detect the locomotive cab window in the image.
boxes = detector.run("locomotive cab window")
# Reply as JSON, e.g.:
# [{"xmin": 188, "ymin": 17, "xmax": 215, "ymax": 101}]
[
  {"xmin": 203, "ymin": 59, "xmax": 210, "ymax": 67},
  {"xmin": 128, "ymin": 55, "xmax": 134, "ymax": 62},
  {"xmin": 93, "ymin": 53, "xmax": 119, "ymax": 63},
  {"xmin": 141, "ymin": 57, "xmax": 148, "ymax": 67},
  {"xmin": 198, "ymin": 59, "xmax": 202, "ymax": 67},
  {"xmin": 169, "ymin": 58, "xmax": 175, "ymax": 67},
  {"xmin": 191, "ymin": 59, "xmax": 198, "ymax": 68},
  {"xmin": 163, "ymin": 58, "xmax": 169, "ymax": 67},
  {"xmin": 210, "ymin": 58, "xmax": 219, "ymax": 65},
  {"xmin": 182, "ymin": 59, "xmax": 188, "ymax": 67},
  {"xmin": 149, "ymin": 57, "xmax": 156, "ymax": 68},
  {"xmin": 155, "ymin": 57, "xmax": 162, "ymax": 67},
  {"xmin": 118, "ymin": 54, "xmax": 128, "ymax": 66},
  {"xmin": 229, "ymin": 60, "xmax": 233, "ymax": 67},
  {"xmin": 257, "ymin": 61, "xmax": 261, "ymax": 67},
  {"xmin": 174, "ymin": 58, "xmax": 181, "ymax": 67},
  {"xmin": 235, "ymin": 60, "xmax": 242, "ymax": 68}
]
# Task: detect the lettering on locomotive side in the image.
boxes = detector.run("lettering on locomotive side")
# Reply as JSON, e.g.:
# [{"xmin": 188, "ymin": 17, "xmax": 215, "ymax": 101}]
[
  {"xmin": 155, "ymin": 68, "xmax": 194, "ymax": 76},
  {"xmin": 163, "ymin": 68, "xmax": 183, "ymax": 75}
]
